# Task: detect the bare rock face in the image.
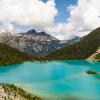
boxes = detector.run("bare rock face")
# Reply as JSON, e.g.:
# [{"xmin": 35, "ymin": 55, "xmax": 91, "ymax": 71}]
[{"xmin": 0, "ymin": 29, "xmax": 79, "ymax": 57}]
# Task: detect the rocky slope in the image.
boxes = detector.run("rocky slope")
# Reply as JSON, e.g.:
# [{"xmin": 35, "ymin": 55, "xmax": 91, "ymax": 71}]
[{"xmin": 0, "ymin": 29, "xmax": 79, "ymax": 57}]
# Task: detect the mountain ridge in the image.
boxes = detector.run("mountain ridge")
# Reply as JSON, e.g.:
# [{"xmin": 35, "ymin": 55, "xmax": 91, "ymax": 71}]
[{"xmin": 0, "ymin": 29, "xmax": 78, "ymax": 57}]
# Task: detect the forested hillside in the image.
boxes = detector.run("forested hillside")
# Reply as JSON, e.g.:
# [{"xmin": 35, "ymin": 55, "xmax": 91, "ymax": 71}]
[
  {"xmin": 46, "ymin": 27, "xmax": 100, "ymax": 60},
  {"xmin": 0, "ymin": 43, "xmax": 32, "ymax": 66}
]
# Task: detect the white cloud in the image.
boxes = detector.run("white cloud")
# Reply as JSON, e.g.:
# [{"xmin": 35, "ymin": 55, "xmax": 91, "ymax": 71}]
[
  {"xmin": 64, "ymin": 0, "xmax": 100, "ymax": 38},
  {"xmin": 0, "ymin": 0, "xmax": 57, "ymax": 32},
  {"xmin": 0, "ymin": 0, "xmax": 100, "ymax": 40},
  {"xmin": 41, "ymin": 0, "xmax": 100, "ymax": 40}
]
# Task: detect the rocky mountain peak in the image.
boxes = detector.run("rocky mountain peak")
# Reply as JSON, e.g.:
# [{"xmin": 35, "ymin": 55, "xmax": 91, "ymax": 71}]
[
  {"xmin": 26, "ymin": 29, "xmax": 37, "ymax": 35},
  {"xmin": 26, "ymin": 29, "xmax": 51, "ymax": 37},
  {"xmin": 19, "ymin": 29, "xmax": 58, "ymax": 41}
]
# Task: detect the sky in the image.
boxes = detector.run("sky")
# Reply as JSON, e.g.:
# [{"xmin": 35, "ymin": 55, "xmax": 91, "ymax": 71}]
[{"xmin": 0, "ymin": 0, "xmax": 100, "ymax": 40}]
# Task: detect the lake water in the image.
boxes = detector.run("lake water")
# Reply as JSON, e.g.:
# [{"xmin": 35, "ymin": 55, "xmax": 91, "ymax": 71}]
[{"xmin": 0, "ymin": 60, "xmax": 100, "ymax": 100}]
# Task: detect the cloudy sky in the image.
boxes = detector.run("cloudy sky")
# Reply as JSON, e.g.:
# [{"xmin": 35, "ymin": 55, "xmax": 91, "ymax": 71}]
[{"xmin": 0, "ymin": 0, "xmax": 100, "ymax": 40}]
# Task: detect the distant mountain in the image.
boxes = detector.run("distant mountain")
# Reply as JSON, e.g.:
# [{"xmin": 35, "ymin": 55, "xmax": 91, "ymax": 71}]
[
  {"xmin": 46, "ymin": 27, "xmax": 100, "ymax": 60},
  {"xmin": 0, "ymin": 29, "xmax": 78, "ymax": 57},
  {"xmin": 26, "ymin": 29, "xmax": 52, "ymax": 37},
  {"xmin": 65, "ymin": 36, "xmax": 80, "ymax": 44},
  {"xmin": 0, "ymin": 43, "xmax": 32, "ymax": 66},
  {"xmin": 21, "ymin": 29, "xmax": 55, "ymax": 39}
]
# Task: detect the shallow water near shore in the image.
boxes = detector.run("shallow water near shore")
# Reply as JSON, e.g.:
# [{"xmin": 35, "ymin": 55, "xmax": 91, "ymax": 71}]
[{"xmin": 0, "ymin": 60, "xmax": 100, "ymax": 100}]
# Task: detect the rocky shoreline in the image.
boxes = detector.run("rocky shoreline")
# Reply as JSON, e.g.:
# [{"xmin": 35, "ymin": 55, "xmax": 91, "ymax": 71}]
[{"xmin": 0, "ymin": 84, "xmax": 42, "ymax": 100}]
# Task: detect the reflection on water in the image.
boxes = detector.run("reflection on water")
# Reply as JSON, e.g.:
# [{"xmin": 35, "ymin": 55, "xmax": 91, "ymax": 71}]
[{"xmin": 0, "ymin": 60, "xmax": 100, "ymax": 100}]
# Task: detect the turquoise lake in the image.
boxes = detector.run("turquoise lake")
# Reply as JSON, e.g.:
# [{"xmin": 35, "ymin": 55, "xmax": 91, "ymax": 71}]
[{"xmin": 0, "ymin": 60, "xmax": 100, "ymax": 100}]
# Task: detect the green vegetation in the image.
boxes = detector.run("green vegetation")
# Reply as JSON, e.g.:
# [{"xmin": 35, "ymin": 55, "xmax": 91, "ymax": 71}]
[
  {"xmin": 0, "ymin": 43, "xmax": 33, "ymax": 66},
  {"xmin": 46, "ymin": 27, "xmax": 100, "ymax": 60},
  {"xmin": 86, "ymin": 70, "xmax": 98, "ymax": 74},
  {"xmin": 1, "ymin": 83, "xmax": 42, "ymax": 100},
  {"xmin": 95, "ymin": 53, "xmax": 100, "ymax": 61}
]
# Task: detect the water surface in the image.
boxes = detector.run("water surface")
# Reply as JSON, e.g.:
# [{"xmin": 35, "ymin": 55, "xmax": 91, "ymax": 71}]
[{"xmin": 0, "ymin": 60, "xmax": 100, "ymax": 100}]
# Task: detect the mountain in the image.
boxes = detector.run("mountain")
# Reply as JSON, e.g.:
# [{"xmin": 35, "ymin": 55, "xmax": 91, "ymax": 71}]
[
  {"xmin": 0, "ymin": 29, "xmax": 77, "ymax": 57},
  {"xmin": 0, "ymin": 43, "xmax": 32, "ymax": 66},
  {"xmin": 65, "ymin": 36, "xmax": 80, "ymax": 45},
  {"xmin": 46, "ymin": 27, "xmax": 100, "ymax": 60},
  {"xmin": 21, "ymin": 29, "xmax": 56, "ymax": 39}
]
